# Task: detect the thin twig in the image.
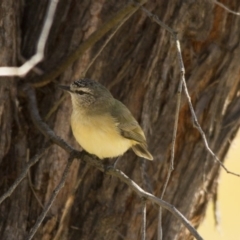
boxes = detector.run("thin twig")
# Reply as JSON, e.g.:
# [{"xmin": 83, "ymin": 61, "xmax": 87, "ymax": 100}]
[
  {"xmin": 105, "ymin": 167, "xmax": 203, "ymax": 240},
  {"xmin": 158, "ymin": 210, "xmax": 163, "ymax": 240},
  {"xmin": 213, "ymin": 190, "xmax": 221, "ymax": 229},
  {"xmin": 109, "ymin": 228, "xmax": 127, "ymax": 239},
  {"xmin": 26, "ymin": 155, "xmax": 74, "ymax": 240},
  {"xmin": 141, "ymin": 157, "xmax": 153, "ymax": 194},
  {"xmin": 158, "ymin": 80, "xmax": 183, "ymax": 240},
  {"xmin": 214, "ymin": 0, "xmax": 240, "ymax": 15},
  {"xmin": 26, "ymin": 148, "xmax": 44, "ymax": 209},
  {"xmin": 141, "ymin": 199, "xmax": 147, "ymax": 240},
  {"xmin": 138, "ymin": 1, "xmax": 240, "ymax": 177},
  {"xmin": 138, "ymin": 4, "xmax": 240, "ymax": 239},
  {"xmin": 53, "ymin": 164, "xmax": 90, "ymax": 240},
  {"xmin": 19, "ymin": 56, "xmax": 44, "ymax": 75},
  {"xmin": 0, "ymin": 0, "xmax": 59, "ymax": 76},
  {"xmin": 0, "ymin": 144, "xmax": 51, "ymax": 204},
  {"xmin": 137, "ymin": 5, "xmax": 183, "ymax": 240},
  {"xmin": 132, "ymin": 1, "xmax": 177, "ymax": 35},
  {"xmin": 181, "ymin": 77, "xmax": 240, "ymax": 177},
  {"xmin": 158, "ymin": 37, "xmax": 185, "ymax": 240},
  {"xmin": 21, "ymin": 83, "xmax": 203, "ymax": 240},
  {"xmin": 32, "ymin": 0, "xmax": 148, "ymax": 88},
  {"xmin": 21, "ymin": 84, "xmax": 74, "ymax": 153},
  {"xmin": 45, "ymin": 94, "xmax": 67, "ymax": 121}
]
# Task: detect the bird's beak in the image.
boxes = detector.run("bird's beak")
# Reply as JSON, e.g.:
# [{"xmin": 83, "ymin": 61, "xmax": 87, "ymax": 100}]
[{"xmin": 59, "ymin": 85, "xmax": 71, "ymax": 92}]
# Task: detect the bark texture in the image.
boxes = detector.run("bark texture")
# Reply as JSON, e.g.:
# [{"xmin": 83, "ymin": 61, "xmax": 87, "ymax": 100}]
[{"xmin": 1, "ymin": 0, "xmax": 240, "ymax": 239}]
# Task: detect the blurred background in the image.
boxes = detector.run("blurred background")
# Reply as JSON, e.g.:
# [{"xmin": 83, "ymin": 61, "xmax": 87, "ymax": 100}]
[{"xmin": 199, "ymin": 130, "xmax": 240, "ymax": 240}]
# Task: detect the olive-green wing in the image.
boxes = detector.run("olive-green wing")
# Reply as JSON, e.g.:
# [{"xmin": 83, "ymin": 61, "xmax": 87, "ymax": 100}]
[
  {"xmin": 110, "ymin": 100, "xmax": 153, "ymax": 160},
  {"xmin": 110, "ymin": 100, "xmax": 146, "ymax": 144}
]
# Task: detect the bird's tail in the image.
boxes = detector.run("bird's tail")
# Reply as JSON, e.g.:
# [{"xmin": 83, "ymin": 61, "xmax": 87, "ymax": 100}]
[{"xmin": 132, "ymin": 144, "xmax": 153, "ymax": 160}]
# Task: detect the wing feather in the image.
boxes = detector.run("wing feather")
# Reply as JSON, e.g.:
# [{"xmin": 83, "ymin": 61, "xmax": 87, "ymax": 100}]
[
  {"xmin": 110, "ymin": 100, "xmax": 146, "ymax": 144},
  {"xmin": 110, "ymin": 100, "xmax": 153, "ymax": 160}
]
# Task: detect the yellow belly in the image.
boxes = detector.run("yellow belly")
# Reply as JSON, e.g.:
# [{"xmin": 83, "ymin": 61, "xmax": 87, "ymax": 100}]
[{"xmin": 71, "ymin": 113, "xmax": 132, "ymax": 159}]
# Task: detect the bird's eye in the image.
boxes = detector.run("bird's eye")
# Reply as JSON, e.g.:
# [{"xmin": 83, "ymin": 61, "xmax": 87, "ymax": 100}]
[{"xmin": 75, "ymin": 90, "xmax": 86, "ymax": 95}]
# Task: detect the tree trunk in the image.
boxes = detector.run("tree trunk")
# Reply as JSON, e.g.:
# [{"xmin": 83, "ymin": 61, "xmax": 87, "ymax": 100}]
[{"xmin": 1, "ymin": 0, "xmax": 240, "ymax": 239}]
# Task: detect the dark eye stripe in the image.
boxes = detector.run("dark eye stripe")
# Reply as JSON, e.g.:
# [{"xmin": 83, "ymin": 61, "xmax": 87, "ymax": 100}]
[
  {"xmin": 75, "ymin": 90, "xmax": 93, "ymax": 96},
  {"xmin": 75, "ymin": 90, "xmax": 86, "ymax": 95}
]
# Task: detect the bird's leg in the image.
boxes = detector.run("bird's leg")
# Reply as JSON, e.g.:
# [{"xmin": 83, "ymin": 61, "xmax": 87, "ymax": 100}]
[{"xmin": 113, "ymin": 156, "xmax": 121, "ymax": 168}]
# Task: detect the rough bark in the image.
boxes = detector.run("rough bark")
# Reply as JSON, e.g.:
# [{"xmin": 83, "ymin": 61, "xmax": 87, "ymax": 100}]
[{"xmin": 1, "ymin": 0, "xmax": 240, "ymax": 239}]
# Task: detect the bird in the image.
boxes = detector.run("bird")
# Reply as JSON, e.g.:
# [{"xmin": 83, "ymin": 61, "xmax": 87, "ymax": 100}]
[{"xmin": 59, "ymin": 79, "xmax": 153, "ymax": 160}]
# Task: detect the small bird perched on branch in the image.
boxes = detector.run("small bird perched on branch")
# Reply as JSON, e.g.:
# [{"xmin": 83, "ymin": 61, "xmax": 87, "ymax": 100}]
[{"xmin": 60, "ymin": 79, "xmax": 153, "ymax": 160}]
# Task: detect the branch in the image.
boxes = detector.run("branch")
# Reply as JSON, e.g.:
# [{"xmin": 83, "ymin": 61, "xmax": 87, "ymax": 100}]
[
  {"xmin": 141, "ymin": 199, "xmax": 147, "ymax": 240},
  {"xmin": 20, "ymin": 84, "xmax": 203, "ymax": 240},
  {"xmin": 0, "ymin": 0, "xmax": 59, "ymax": 76},
  {"xmin": 214, "ymin": 0, "xmax": 240, "ymax": 15},
  {"xmin": 26, "ymin": 155, "xmax": 74, "ymax": 240},
  {"xmin": 158, "ymin": 80, "xmax": 183, "ymax": 240},
  {"xmin": 0, "ymin": 143, "xmax": 51, "ymax": 204},
  {"xmin": 53, "ymin": 164, "xmax": 90, "ymax": 240},
  {"xmin": 136, "ymin": 4, "xmax": 240, "ymax": 238},
  {"xmin": 137, "ymin": 1, "xmax": 240, "ymax": 178},
  {"xmin": 181, "ymin": 76, "xmax": 240, "ymax": 177},
  {"xmin": 26, "ymin": 149, "xmax": 44, "ymax": 209},
  {"xmin": 106, "ymin": 167, "xmax": 203, "ymax": 240}
]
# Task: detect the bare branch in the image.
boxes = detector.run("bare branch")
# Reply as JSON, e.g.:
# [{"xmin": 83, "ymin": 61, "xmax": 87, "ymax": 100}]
[
  {"xmin": 181, "ymin": 77, "xmax": 240, "ymax": 177},
  {"xmin": 138, "ymin": 2, "xmax": 240, "ymax": 178},
  {"xmin": 141, "ymin": 199, "xmax": 147, "ymax": 240},
  {"xmin": 26, "ymin": 155, "xmax": 74, "ymax": 240},
  {"xmin": 214, "ymin": 0, "xmax": 240, "ymax": 15},
  {"xmin": 132, "ymin": 1, "xmax": 177, "ymax": 35},
  {"xmin": 44, "ymin": 94, "xmax": 67, "ymax": 121},
  {"xmin": 1, "ymin": 1, "xmax": 238, "ymax": 239},
  {"xmin": 53, "ymin": 164, "xmax": 90, "ymax": 240},
  {"xmin": 21, "ymin": 84, "xmax": 74, "ymax": 153},
  {"xmin": 21, "ymin": 84, "xmax": 203, "ymax": 240},
  {"xmin": 26, "ymin": 149, "xmax": 44, "ymax": 209},
  {"xmin": 0, "ymin": 0, "xmax": 59, "ymax": 77},
  {"xmin": 213, "ymin": 191, "xmax": 221, "ymax": 229},
  {"xmin": 158, "ymin": 80, "xmax": 183, "ymax": 240},
  {"xmin": 157, "ymin": 210, "xmax": 163, "ymax": 240},
  {"xmin": 106, "ymin": 167, "xmax": 203, "ymax": 240},
  {"xmin": 137, "ymin": 4, "xmax": 240, "ymax": 238},
  {"xmin": 18, "ymin": 56, "xmax": 44, "ymax": 75},
  {"xmin": 0, "ymin": 144, "xmax": 51, "ymax": 204}
]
